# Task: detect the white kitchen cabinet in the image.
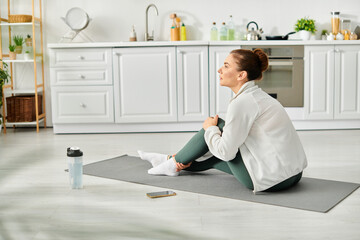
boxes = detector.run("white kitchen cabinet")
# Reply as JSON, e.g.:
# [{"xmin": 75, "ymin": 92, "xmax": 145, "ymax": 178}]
[
  {"xmin": 304, "ymin": 45, "xmax": 335, "ymax": 119},
  {"xmin": 304, "ymin": 45, "xmax": 360, "ymax": 120},
  {"xmin": 50, "ymin": 48, "xmax": 114, "ymax": 124},
  {"xmin": 51, "ymin": 86, "xmax": 114, "ymax": 123},
  {"xmin": 50, "ymin": 48, "xmax": 112, "ymax": 67},
  {"xmin": 209, "ymin": 46, "xmax": 238, "ymax": 119},
  {"xmin": 177, "ymin": 46, "xmax": 209, "ymax": 121},
  {"xmin": 113, "ymin": 47, "xmax": 177, "ymax": 123},
  {"xmin": 334, "ymin": 45, "xmax": 360, "ymax": 119}
]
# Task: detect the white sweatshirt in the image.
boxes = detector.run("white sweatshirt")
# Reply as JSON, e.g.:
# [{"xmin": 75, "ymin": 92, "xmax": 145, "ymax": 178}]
[{"xmin": 204, "ymin": 81, "xmax": 307, "ymax": 192}]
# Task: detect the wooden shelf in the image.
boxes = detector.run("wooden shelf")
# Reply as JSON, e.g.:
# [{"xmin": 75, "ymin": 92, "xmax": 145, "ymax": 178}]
[
  {"xmin": 5, "ymin": 88, "xmax": 43, "ymax": 95},
  {"xmin": 0, "ymin": 1, "xmax": 46, "ymax": 133},
  {"xmin": 3, "ymin": 57, "xmax": 42, "ymax": 63},
  {"xmin": 5, "ymin": 117, "xmax": 45, "ymax": 126},
  {"xmin": 0, "ymin": 22, "xmax": 40, "ymax": 27}
]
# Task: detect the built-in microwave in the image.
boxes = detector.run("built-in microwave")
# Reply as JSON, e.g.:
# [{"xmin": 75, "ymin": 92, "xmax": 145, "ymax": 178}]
[{"xmin": 242, "ymin": 45, "xmax": 304, "ymax": 107}]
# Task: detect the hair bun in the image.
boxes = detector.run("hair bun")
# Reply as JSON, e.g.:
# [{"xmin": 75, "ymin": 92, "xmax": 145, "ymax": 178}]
[{"xmin": 253, "ymin": 48, "xmax": 269, "ymax": 72}]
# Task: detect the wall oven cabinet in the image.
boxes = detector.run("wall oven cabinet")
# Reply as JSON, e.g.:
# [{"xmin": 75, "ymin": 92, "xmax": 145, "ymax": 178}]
[{"xmin": 242, "ymin": 46, "xmax": 304, "ymax": 107}]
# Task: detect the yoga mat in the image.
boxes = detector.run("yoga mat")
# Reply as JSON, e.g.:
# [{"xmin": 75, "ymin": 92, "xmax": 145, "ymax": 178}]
[{"xmin": 83, "ymin": 155, "xmax": 359, "ymax": 213}]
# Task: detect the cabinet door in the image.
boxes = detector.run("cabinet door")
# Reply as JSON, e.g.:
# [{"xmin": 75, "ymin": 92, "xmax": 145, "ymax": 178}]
[
  {"xmin": 334, "ymin": 45, "xmax": 360, "ymax": 119},
  {"xmin": 177, "ymin": 46, "xmax": 209, "ymax": 121},
  {"xmin": 51, "ymin": 86, "xmax": 114, "ymax": 123},
  {"xmin": 304, "ymin": 46, "xmax": 335, "ymax": 120},
  {"xmin": 113, "ymin": 47, "xmax": 177, "ymax": 123},
  {"xmin": 209, "ymin": 46, "xmax": 237, "ymax": 119}
]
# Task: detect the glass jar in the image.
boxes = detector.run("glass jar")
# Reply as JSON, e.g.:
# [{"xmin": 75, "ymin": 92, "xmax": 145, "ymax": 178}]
[
  {"xmin": 331, "ymin": 11, "xmax": 340, "ymax": 35},
  {"xmin": 341, "ymin": 19, "xmax": 351, "ymax": 38}
]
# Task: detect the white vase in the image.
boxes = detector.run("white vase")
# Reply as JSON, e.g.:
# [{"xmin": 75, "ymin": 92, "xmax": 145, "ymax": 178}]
[
  {"xmin": 24, "ymin": 53, "xmax": 32, "ymax": 60},
  {"xmin": 299, "ymin": 30, "xmax": 311, "ymax": 41}
]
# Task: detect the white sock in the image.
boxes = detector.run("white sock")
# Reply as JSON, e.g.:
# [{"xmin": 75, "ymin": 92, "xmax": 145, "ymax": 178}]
[
  {"xmin": 138, "ymin": 150, "xmax": 168, "ymax": 167},
  {"xmin": 148, "ymin": 158, "xmax": 179, "ymax": 177}
]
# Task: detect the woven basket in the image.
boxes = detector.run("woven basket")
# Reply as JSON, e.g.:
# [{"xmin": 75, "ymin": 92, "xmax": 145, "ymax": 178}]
[
  {"xmin": 6, "ymin": 95, "xmax": 42, "ymax": 122},
  {"xmin": 8, "ymin": 14, "xmax": 32, "ymax": 23}
]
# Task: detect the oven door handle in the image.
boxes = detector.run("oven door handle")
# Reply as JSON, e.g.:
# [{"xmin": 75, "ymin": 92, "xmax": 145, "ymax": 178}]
[{"xmin": 268, "ymin": 61, "xmax": 293, "ymax": 66}]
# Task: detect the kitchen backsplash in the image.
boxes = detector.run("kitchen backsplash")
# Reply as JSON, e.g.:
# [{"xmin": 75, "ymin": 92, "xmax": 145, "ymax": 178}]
[
  {"xmin": 38, "ymin": 0, "xmax": 359, "ymax": 43},
  {"xmin": 2, "ymin": 0, "xmax": 359, "ymax": 43}
]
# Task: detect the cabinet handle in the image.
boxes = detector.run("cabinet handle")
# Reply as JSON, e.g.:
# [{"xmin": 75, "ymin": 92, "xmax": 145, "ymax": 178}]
[
  {"xmin": 78, "ymin": 56, "xmax": 85, "ymax": 60},
  {"xmin": 334, "ymin": 49, "xmax": 341, "ymax": 53},
  {"xmin": 79, "ymin": 74, "xmax": 85, "ymax": 79},
  {"xmin": 80, "ymin": 102, "xmax": 86, "ymax": 108}
]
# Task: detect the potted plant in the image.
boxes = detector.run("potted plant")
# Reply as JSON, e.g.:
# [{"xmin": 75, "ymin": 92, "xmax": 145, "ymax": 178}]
[
  {"xmin": 0, "ymin": 60, "xmax": 11, "ymax": 131},
  {"xmin": 13, "ymin": 35, "xmax": 24, "ymax": 54},
  {"xmin": 321, "ymin": 30, "xmax": 328, "ymax": 40},
  {"xmin": 9, "ymin": 45, "xmax": 16, "ymax": 60},
  {"xmin": 25, "ymin": 34, "xmax": 32, "ymax": 47},
  {"xmin": 24, "ymin": 50, "xmax": 32, "ymax": 60},
  {"xmin": 295, "ymin": 17, "xmax": 316, "ymax": 40}
]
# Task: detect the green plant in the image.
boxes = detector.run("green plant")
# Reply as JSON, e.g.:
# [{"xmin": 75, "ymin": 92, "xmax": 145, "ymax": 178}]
[
  {"xmin": 13, "ymin": 35, "xmax": 24, "ymax": 46},
  {"xmin": 321, "ymin": 29, "xmax": 328, "ymax": 35},
  {"xmin": 295, "ymin": 17, "xmax": 316, "ymax": 33},
  {"xmin": 9, "ymin": 45, "xmax": 15, "ymax": 52},
  {"xmin": 0, "ymin": 60, "xmax": 11, "ymax": 124},
  {"xmin": 25, "ymin": 50, "xmax": 30, "ymax": 53}
]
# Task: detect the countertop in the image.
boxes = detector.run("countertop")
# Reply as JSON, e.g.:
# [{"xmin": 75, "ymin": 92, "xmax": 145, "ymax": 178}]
[{"xmin": 48, "ymin": 40, "xmax": 360, "ymax": 48}]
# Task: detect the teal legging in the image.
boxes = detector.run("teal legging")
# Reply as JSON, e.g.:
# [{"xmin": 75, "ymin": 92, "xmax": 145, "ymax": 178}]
[{"xmin": 173, "ymin": 118, "xmax": 302, "ymax": 192}]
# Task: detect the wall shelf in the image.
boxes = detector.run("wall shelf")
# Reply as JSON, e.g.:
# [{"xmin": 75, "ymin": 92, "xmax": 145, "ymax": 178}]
[
  {"xmin": 0, "ymin": 0, "xmax": 47, "ymax": 133},
  {"xmin": 0, "ymin": 22, "xmax": 40, "ymax": 27},
  {"xmin": 3, "ymin": 57, "xmax": 42, "ymax": 63}
]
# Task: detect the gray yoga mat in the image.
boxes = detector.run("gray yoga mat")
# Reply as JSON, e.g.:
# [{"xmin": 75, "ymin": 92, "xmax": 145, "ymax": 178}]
[{"xmin": 83, "ymin": 155, "xmax": 359, "ymax": 213}]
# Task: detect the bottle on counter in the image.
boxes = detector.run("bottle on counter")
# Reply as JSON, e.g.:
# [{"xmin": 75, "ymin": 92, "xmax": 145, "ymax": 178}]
[
  {"xmin": 331, "ymin": 11, "xmax": 340, "ymax": 37},
  {"xmin": 129, "ymin": 25, "xmax": 137, "ymax": 42},
  {"xmin": 227, "ymin": 15, "xmax": 235, "ymax": 40},
  {"xmin": 170, "ymin": 13, "xmax": 180, "ymax": 41},
  {"xmin": 219, "ymin": 22, "xmax": 227, "ymax": 41},
  {"xmin": 210, "ymin": 22, "xmax": 218, "ymax": 40},
  {"xmin": 350, "ymin": 32, "xmax": 358, "ymax": 40},
  {"xmin": 180, "ymin": 23, "xmax": 187, "ymax": 41}
]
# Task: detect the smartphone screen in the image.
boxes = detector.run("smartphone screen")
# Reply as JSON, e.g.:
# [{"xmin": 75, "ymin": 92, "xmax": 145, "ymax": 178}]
[{"xmin": 146, "ymin": 191, "xmax": 176, "ymax": 198}]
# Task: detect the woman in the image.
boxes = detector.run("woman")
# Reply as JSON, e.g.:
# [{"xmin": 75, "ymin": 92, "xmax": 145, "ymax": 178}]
[{"xmin": 138, "ymin": 48, "xmax": 307, "ymax": 193}]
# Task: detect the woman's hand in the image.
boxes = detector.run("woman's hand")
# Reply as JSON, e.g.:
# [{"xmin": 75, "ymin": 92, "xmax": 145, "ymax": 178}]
[{"xmin": 203, "ymin": 115, "xmax": 219, "ymax": 130}]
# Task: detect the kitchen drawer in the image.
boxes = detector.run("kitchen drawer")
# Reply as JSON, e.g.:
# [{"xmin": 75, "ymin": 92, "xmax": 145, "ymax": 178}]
[
  {"xmin": 50, "ymin": 48, "xmax": 112, "ymax": 67},
  {"xmin": 50, "ymin": 67, "xmax": 112, "ymax": 86},
  {"xmin": 51, "ymin": 86, "xmax": 114, "ymax": 123}
]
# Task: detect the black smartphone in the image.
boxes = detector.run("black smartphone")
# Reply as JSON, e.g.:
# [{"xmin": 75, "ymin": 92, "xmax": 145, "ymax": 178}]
[{"xmin": 146, "ymin": 190, "xmax": 176, "ymax": 198}]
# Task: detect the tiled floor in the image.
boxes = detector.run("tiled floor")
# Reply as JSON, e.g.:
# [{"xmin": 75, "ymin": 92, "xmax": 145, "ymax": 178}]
[{"xmin": 0, "ymin": 128, "xmax": 359, "ymax": 240}]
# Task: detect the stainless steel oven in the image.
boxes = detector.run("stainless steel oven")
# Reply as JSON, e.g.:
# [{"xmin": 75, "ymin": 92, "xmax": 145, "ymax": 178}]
[{"xmin": 242, "ymin": 45, "xmax": 304, "ymax": 107}]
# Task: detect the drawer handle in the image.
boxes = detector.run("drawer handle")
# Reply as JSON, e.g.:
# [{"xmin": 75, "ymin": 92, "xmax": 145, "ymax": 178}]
[
  {"xmin": 79, "ymin": 74, "xmax": 85, "ymax": 79},
  {"xmin": 78, "ymin": 56, "xmax": 85, "ymax": 60},
  {"xmin": 80, "ymin": 102, "xmax": 86, "ymax": 108}
]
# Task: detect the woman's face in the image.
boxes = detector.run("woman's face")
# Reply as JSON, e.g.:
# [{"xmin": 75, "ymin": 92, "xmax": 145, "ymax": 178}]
[{"xmin": 217, "ymin": 54, "xmax": 242, "ymax": 89}]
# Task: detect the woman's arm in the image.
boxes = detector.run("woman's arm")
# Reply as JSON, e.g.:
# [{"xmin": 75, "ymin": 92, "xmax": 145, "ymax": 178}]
[
  {"xmin": 204, "ymin": 96, "xmax": 259, "ymax": 161},
  {"xmin": 203, "ymin": 115, "xmax": 219, "ymax": 130}
]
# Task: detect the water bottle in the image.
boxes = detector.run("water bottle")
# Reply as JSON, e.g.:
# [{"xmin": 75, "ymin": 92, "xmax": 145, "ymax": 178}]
[
  {"xmin": 210, "ymin": 22, "xmax": 218, "ymax": 40},
  {"xmin": 227, "ymin": 15, "xmax": 235, "ymax": 40},
  {"xmin": 219, "ymin": 22, "xmax": 227, "ymax": 41},
  {"xmin": 67, "ymin": 147, "xmax": 83, "ymax": 189}
]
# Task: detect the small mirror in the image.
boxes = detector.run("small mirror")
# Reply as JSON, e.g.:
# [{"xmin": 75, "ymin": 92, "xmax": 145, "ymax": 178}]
[{"xmin": 60, "ymin": 7, "xmax": 93, "ymax": 42}]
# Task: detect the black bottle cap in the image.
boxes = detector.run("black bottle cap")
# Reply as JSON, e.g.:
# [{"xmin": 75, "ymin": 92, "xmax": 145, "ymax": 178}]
[{"xmin": 67, "ymin": 147, "xmax": 83, "ymax": 157}]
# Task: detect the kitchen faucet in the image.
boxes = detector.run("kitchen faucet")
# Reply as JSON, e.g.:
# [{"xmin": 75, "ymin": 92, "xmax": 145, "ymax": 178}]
[{"xmin": 145, "ymin": 4, "xmax": 158, "ymax": 41}]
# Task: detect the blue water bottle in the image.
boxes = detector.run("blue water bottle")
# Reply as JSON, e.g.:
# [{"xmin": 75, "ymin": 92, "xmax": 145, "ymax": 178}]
[{"xmin": 67, "ymin": 147, "xmax": 83, "ymax": 189}]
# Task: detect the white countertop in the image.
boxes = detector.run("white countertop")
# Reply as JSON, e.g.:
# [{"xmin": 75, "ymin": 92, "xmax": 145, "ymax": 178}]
[{"xmin": 48, "ymin": 40, "xmax": 360, "ymax": 48}]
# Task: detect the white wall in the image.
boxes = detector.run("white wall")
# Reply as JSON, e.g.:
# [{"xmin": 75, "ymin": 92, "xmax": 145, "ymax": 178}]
[
  {"xmin": 3, "ymin": 0, "xmax": 360, "ymax": 126},
  {"xmin": 43, "ymin": 0, "xmax": 360, "ymax": 43}
]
